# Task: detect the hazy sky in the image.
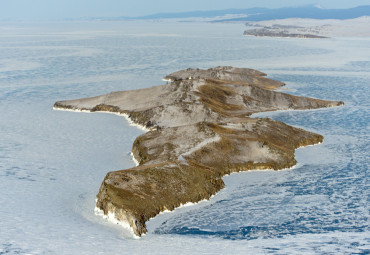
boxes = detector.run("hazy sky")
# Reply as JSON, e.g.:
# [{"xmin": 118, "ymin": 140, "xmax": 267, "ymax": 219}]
[{"xmin": 1, "ymin": 0, "xmax": 370, "ymax": 20}]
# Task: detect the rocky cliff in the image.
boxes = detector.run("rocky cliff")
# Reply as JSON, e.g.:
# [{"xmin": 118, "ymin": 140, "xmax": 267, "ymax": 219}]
[{"xmin": 54, "ymin": 66, "xmax": 343, "ymax": 236}]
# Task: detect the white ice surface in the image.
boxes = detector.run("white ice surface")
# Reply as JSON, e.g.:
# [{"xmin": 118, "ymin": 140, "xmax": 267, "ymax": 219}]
[{"xmin": 0, "ymin": 20, "xmax": 369, "ymax": 254}]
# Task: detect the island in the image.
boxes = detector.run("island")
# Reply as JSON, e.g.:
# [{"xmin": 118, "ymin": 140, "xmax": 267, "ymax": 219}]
[
  {"xmin": 243, "ymin": 17, "xmax": 370, "ymax": 39},
  {"xmin": 243, "ymin": 27, "xmax": 328, "ymax": 38},
  {"xmin": 54, "ymin": 66, "xmax": 344, "ymax": 237}
]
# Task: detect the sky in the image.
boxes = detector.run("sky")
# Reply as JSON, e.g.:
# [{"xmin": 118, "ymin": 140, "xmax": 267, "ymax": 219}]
[{"xmin": 0, "ymin": 0, "xmax": 370, "ymax": 20}]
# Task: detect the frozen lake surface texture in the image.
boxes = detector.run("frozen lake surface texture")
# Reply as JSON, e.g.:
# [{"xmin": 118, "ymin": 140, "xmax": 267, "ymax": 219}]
[{"xmin": 0, "ymin": 21, "xmax": 369, "ymax": 254}]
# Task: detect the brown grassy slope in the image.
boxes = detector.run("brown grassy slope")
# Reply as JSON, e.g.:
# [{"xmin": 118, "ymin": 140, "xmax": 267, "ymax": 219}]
[{"xmin": 97, "ymin": 118, "xmax": 323, "ymax": 236}]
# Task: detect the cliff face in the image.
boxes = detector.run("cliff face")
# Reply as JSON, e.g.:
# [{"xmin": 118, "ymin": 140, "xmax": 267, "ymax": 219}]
[{"xmin": 54, "ymin": 66, "xmax": 343, "ymax": 236}]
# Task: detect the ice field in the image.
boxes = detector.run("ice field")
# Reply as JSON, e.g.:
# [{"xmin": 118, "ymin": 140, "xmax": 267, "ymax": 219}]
[{"xmin": 0, "ymin": 21, "xmax": 369, "ymax": 254}]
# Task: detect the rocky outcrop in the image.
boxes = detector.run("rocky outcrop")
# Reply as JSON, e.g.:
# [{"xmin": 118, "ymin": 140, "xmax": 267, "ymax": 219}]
[{"xmin": 54, "ymin": 66, "xmax": 343, "ymax": 236}]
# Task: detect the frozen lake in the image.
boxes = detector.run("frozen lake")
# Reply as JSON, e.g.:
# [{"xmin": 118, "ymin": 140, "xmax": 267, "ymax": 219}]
[{"xmin": 0, "ymin": 21, "xmax": 369, "ymax": 254}]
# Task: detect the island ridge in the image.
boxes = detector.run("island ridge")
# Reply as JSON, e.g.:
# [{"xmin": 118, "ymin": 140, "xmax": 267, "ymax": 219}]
[{"xmin": 54, "ymin": 66, "xmax": 344, "ymax": 236}]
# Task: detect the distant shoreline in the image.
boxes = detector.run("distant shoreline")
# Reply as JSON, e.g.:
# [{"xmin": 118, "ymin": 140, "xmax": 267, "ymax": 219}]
[{"xmin": 243, "ymin": 17, "xmax": 370, "ymax": 38}]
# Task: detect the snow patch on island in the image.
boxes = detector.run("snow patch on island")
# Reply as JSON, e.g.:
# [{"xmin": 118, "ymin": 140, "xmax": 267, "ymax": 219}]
[{"xmin": 178, "ymin": 136, "xmax": 221, "ymax": 164}]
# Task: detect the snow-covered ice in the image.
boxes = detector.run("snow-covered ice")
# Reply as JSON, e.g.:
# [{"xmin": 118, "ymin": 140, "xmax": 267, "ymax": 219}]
[{"xmin": 0, "ymin": 20, "xmax": 369, "ymax": 254}]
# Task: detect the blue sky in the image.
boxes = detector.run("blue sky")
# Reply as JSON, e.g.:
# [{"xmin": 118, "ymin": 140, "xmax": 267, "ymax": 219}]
[{"xmin": 0, "ymin": 0, "xmax": 369, "ymax": 20}]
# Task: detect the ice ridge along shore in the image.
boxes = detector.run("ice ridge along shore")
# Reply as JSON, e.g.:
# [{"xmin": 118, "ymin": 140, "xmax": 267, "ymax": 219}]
[{"xmin": 54, "ymin": 66, "xmax": 344, "ymax": 237}]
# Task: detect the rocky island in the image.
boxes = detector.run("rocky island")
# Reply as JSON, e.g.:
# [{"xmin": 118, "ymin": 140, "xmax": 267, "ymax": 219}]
[
  {"xmin": 243, "ymin": 17, "xmax": 370, "ymax": 38},
  {"xmin": 54, "ymin": 66, "xmax": 344, "ymax": 237},
  {"xmin": 244, "ymin": 24, "xmax": 328, "ymax": 38},
  {"xmin": 244, "ymin": 28, "xmax": 328, "ymax": 38}
]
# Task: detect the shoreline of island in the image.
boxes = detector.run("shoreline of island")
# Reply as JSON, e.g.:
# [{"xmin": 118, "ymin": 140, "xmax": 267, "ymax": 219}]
[{"xmin": 54, "ymin": 66, "xmax": 344, "ymax": 237}]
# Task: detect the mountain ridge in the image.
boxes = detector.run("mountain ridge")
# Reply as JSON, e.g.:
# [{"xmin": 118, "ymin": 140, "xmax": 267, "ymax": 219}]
[{"xmin": 106, "ymin": 5, "xmax": 370, "ymax": 21}]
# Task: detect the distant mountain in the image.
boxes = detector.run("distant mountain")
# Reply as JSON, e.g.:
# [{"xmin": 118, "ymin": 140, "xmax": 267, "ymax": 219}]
[
  {"xmin": 223, "ymin": 5, "xmax": 370, "ymax": 21},
  {"xmin": 133, "ymin": 8, "xmax": 268, "ymax": 20},
  {"xmin": 122, "ymin": 5, "xmax": 370, "ymax": 22}
]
